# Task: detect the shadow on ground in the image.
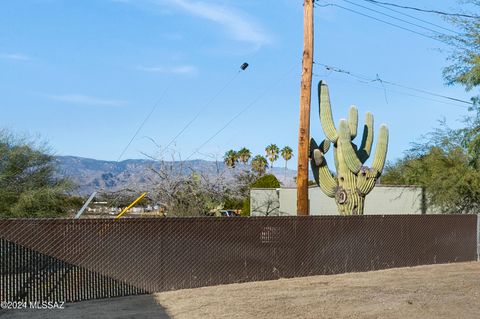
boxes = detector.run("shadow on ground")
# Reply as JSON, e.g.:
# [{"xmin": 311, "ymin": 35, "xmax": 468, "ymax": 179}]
[{"xmin": 0, "ymin": 295, "xmax": 170, "ymax": 319}]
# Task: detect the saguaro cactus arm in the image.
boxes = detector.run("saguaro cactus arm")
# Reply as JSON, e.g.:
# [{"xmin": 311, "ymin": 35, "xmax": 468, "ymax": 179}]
[
  {"xmin": 319, "ymin": 138, "xmax": 330, "ymax": 154},
  {"xmin": 348, "ymin": 105, "xmax": 358, "ymax": 139},
  {"xmin": 356, "ymin": 125, "xmax": 388, "ymax": 196},
  {"xmin": 319, "ymin": 81, "xmax": 338, "ymax": 143},
  {"xmin": 356, "ymin": 112, "xmax": 374, "ymax": 163},
  {"xmin": 310, "ymin": 138, "xmax": 330, "ymax": 165},
  {"xmin": 310, "ymin": 138, "xmax": 337, "ymax": 198},
  {"xmin": 333, "ymin": 144, "xmax": 340, "ymax": 172},
  {"xmin": 372, "ymin": 124, "xmax": 389, "ymax": 173},
  {"xmin": 338, "ymin": 120, "xmax": 363, "ymax": 174},
  {"xmin": 317, "ymin": 163, "xmax": 337, "ymax": 198},
  {"xmin": 356, "ymin": 167, "xmax": 378, "ymax": 196},
  {"xmin": 311, "ymin": 154, "xmax": 337, "ymax": 198}
]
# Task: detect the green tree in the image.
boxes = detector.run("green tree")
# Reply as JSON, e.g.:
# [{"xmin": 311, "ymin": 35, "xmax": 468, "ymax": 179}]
[
  {"xmin": 443, "ymin": 1, "xmax": 480, "ymax": 103},
  {"xmin": 280, "ymin": 146, "xmax": 293, "ymax": 182},
  {"xmin": 223, "ymin": 150, "xmax": 238, "ymax": 169},
  {"xmin": 443, "ymin": 1, "xmax": 480, "ymax": 165},
  {"xmin": 0, "ymin": 130, "xmax": 77, "ymax": 218},
  {"xmin": 251, "ymin": 155, "xmax": 268, "ymax": 175},
  {"xmin": 382, "ymin": 124, "xmax": 480, "ymax": 213},
  {"xmin": 237, "ymin": 147, "xmax": 252, "ymax": 165},
  {"xmin": 265, "ymin": 144, "xmax": 280, "ymax": 171},
  {"xmin": 251, "ymin": 174, "xmax": 281, "ymax": 188},
  {"xmin": 379, "ymin": 5, "xmax": 480, "ymax": 213}
]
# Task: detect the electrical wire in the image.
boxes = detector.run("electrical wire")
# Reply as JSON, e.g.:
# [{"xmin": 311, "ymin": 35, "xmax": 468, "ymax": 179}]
[
  {"xmin": 103, "ymin": 1, "xmax": 476, "ymax": 208},
  {"xmin": 102, "ymin": 87, "xmax": 169, "ymax": 208},
  {"xmin": 155, "ymin": 69, "xmax": 245, "ymax": 160},
  {"xmin": 105, "ymin": 65, "xmax": 247, "ymax": 206},
  {"xmin": 340, "ymin": 0, "xmax": 450, "ymax": 37},
  {"xmin": 358, "ymin": 0, "xmax": 461, "ymax": 35},
  {"xmin": 314, "ymin": 62, "xmax": 473, "ymax": 107},
  {"xmin": 105, "ymin": 65, "xmax": 251, "ymax": 209},
  {"xmin": 185, "ymin": 63, "xmax": 299, "ymax": 161},
  {"xmin": 93, "ymin": 20, "xmax": 256, "ymax": 211},
  {"xmin": 319, "ymin": 3, "xmax": 452, "ymax": 45},
  {"xmin": 360, "ymin": 0, "xmax": 479, "ymax": 19},
  {"xmin": 116, "ymin": 87, "xmax": 169, "ymax": 162},
  {"xmin": 313, "ymin": 72, "xmax": 469, "ymax": 108}
]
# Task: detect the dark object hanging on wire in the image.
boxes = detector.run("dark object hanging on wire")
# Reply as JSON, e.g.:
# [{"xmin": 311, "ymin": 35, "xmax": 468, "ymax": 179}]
[{"xmin": 240, "ymin": 62, "xmax": 249, "ymax": 71}]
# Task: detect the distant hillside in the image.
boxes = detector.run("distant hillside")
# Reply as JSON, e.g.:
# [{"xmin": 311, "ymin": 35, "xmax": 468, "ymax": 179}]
[{"xmin": 55, "ymin": 156, "xmax": 298, "ymax": 196}]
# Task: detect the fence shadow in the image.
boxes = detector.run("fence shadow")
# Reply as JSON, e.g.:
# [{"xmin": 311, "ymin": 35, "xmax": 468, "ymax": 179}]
[{"xmin": 0, "ymin": 294, "xmax": 170, "ymax": 319}]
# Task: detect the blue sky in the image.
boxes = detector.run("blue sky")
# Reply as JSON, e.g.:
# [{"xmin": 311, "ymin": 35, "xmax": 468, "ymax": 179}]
[{"xmin": 0, "ymin": 0, "xmax": 477, "ymax": 169}]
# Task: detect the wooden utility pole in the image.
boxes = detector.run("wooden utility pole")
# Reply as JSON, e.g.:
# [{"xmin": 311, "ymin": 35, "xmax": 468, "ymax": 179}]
[{"xmin": 296, "ymin": 0, "xmax": 314, "ymax": 216}]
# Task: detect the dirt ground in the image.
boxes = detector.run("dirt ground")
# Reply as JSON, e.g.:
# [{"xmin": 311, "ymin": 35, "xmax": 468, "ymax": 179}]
[{"xmin": 2, "ymin": 262, "xmax": 479, "ymax": 319}]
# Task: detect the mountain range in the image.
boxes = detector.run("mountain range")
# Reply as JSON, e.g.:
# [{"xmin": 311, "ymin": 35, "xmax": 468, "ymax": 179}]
[{"xmin": 55, "ymin": 156, "xmax": 298, "ymax": 196}]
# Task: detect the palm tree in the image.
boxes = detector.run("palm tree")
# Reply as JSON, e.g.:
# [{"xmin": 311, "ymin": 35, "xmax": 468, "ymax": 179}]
[
  {"xmin": 223, "ymin": 150, "xmax": 238, "ymax": 169},
  {"xmin": 237, "ymin": 147, "xmax": 252, "ymax": 166},
  {"xmin": 281, "ymin": 146, "xmax": 293, "ymax": 182},
  {"xmin": 251, "ymin": 155, "xmax": 268, "ymax": 175},
  {"xmin": 265, "ymin": 144, "xmax": 280, "ymax": 172}
]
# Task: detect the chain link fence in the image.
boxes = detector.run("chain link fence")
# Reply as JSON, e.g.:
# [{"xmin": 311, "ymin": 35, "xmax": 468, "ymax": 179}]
[
  {"xmin": 477, "ymin": 215, "xmax": 480, "ymax": 261},
  {"xmin": 0, "ymin": 215, "xmax": 477, "ymax": 303}
]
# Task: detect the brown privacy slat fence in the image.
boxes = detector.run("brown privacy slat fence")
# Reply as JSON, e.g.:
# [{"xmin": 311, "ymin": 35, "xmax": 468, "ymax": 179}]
[{"xmin": 0, "ymin": 215, "xmax": 477, "ymax": 303}]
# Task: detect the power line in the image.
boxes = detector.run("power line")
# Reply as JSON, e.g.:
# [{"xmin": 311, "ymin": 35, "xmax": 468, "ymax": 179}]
[
  {"xmin": 358, "ymin": 0, "xmax": 461, "ymax": 35},
  {"xmin": 340, "ymin": 0, "xmax": 450, "ymax": 37},
  {"xmin": 116, "ymin": 87, "xmax": 169, "ymax": 162},
  {"xmin": 361, "ymin": 0, "xmax": 479, "ymax": 19},
  {"xmin": 185, "ymin": 63, "xmax": 299, "ymax": 161},
  {"xmin": 319, "ymin": 3, "xmax": 451, "ymax": 45},
  {"xmin": 107, "ymin": 61, "xmax": 253, "ymax": 209},
  {"xmin": 106, "ymin": 64, "xmax": 251, "ymax": 209},
  {"xmin": 154, "ymin": 50, "xmax": 263, "ymax": 161},
  {"xmin": 99, "ymin": 41, "xmax": 255, "ymax": 212},
  {"xmin": 314, "ymin": 62, "xmax": 473, "ymax": 106},
  {"xmin": 154, "ymin": 67, "xmax": 246, "ymax": 160},
  {"xmin": 107, "ymin": 87, "xmax": 169, "ymax": 210},
  {"xmin": 314, "ymin": 71, "xmax": 469, "ymax": 108}
]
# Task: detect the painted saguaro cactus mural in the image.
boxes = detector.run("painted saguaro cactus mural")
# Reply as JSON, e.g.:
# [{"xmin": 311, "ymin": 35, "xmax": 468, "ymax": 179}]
[{"xmin": 310, "ymin": 81, "xmax": 389, "ymax": 215}]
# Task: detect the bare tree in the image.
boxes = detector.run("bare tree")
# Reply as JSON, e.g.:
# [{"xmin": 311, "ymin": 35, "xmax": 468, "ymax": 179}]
[
  {"xmin": 145, "ymin": 151, "xmax": 231, "ymax": 216},
  {"xmin": 250, "ymin": 190, "xmax": 280, "ymax": 216}
]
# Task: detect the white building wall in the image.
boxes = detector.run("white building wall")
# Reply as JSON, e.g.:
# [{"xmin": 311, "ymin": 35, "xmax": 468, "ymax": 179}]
[
  {"xmin": 252, "ymin": 185, "xmax": 425, "ymax": 216},
  {"xmin": 363, "ymin": 186, "xmax": 424, "ymax": 215},
  {"xmin": 250, "ymin": 189, "xmax": 281, "ymax": 216},
  {"xmin": 305, "ymin": 187, "xmax": 338, "ymax": 215}
]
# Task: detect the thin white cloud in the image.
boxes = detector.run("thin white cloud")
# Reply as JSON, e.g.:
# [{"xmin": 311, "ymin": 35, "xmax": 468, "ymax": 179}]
[
  {"xmin": 137, "ymin": 64, "xmax": 198, "ymax": 75},
  {"xmin": 0, "ymin": 53, "xmax": 31, "ymax": 61},
  {"xmin": 162, "ymin": 0, "xmax": 271, "ymax": 46},
  {"xmin": 47, "ymin": 94, "xmax": 125, "ymax": 107}
]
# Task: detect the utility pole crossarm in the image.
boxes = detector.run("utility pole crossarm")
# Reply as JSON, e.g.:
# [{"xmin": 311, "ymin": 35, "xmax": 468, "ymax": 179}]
[{"xmin": 297, "ymin": 0, "xmax": 314, "ymax": 216}]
